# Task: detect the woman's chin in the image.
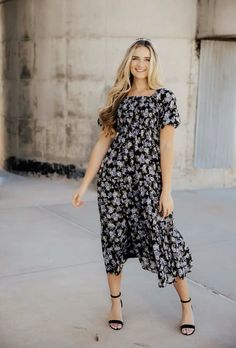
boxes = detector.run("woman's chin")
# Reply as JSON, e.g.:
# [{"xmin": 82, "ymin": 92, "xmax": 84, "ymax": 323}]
[{"xmin": 133, "ymin": 74, "xmax": 148, "ymax": 79}]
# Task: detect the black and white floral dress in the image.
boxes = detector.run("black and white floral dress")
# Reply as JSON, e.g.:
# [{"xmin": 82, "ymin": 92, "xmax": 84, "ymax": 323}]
[{"xmin": 96, "ymin": 88, "xmax": 192, "ymax": 288}]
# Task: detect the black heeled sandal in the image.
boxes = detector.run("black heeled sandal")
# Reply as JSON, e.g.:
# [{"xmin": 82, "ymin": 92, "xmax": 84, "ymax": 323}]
[
  {"xmin": 108, "ymin": 291, "xmax": 123, "ymax": 330},
  {"xmin": 180, "ymin": 297, "xmax": 195, "ymax": 336}
]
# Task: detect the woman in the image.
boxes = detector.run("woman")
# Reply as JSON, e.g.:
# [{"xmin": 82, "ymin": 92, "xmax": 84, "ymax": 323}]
[{"xmin": 72, "ymin": 38, "xmax": 195, "ymax": 336}]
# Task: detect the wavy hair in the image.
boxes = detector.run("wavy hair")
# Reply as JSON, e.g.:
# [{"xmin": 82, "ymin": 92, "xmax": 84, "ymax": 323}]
[{"xmin": 97, "ymin": 38, "xmax": 164, "ymax": 137}]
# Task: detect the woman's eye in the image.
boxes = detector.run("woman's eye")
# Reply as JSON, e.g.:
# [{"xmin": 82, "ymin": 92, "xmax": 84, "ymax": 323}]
[{"xmin": 132, "ymin": 57, "xmax": 150, "ymax": 62}]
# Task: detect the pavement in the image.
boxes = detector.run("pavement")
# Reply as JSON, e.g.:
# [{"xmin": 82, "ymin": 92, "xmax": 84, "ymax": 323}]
[{"xmin": 0, "ymin": 169, "xmax": 236, "ymax": 348}]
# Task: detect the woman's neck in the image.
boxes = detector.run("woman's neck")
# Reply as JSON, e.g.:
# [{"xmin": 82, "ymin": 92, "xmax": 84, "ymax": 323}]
[{"xmin": 131, "ymin": 80, "xmax": 150, "ymax": 92}]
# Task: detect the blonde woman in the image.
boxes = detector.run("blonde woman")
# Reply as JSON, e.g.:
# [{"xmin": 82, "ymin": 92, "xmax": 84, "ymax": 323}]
[{"xmin": 72, "ymin": 38, "xmax": 195, "ymax": 336}]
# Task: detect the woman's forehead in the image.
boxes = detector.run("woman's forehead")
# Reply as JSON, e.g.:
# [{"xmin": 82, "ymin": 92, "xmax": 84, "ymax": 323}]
[{"xmin": 133, "ymin": 46, "xmax": 150, "ymax": 57}]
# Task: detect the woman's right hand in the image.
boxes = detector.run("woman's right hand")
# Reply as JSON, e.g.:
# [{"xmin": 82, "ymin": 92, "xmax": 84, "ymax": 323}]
[
  {"xmin": 71, "ymin": 132, "xmax": 112, "ymax": 209},
  {"xmin": 72, "ymin": 189, "xmax": 85, "ymax": 208}
]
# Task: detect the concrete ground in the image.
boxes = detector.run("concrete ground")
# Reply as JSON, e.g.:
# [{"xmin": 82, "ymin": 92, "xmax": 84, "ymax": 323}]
[{"xmin": 0, "ymin": 169, "xmax": 236, "ymax": 348}]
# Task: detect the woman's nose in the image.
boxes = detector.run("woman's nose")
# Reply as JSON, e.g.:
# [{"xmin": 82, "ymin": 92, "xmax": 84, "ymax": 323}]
[{"xmin": 137, "ymin": 62, "xmax": 145, "ymax": 68}]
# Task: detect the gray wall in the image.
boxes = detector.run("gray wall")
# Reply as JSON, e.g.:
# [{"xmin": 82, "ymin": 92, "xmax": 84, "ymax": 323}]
[
  {"xmin": 0, "ymin": 0, "xmax": 235, "ymax": 188},
  {"xmin": 197, "ymin": 0, "xmax": 236, "ymax": 39}
]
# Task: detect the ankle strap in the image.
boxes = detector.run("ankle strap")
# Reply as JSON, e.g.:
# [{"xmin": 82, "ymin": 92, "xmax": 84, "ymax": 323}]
[
  {"xmin": 110, "ymin": 291, "xmax": 121, "ymax": 298},
  {"xmin": 180, "ymin": 297, "xmax": 191, "ymax": 303}
]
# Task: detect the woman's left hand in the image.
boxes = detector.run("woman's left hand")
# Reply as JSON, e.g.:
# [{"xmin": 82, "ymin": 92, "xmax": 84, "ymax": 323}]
[{"xmin": 158, "ymin": 191, "xmax": 174, "ymax": 218}]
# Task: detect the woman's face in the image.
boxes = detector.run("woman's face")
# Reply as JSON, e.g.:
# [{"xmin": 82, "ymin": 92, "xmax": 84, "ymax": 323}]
[{"xmin": 130, "ymin": 45, "xmax": 151, "ymax": 79}]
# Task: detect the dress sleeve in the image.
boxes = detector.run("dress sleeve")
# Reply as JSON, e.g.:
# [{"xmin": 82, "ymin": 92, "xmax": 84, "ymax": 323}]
[{"xmin": 160, "ymin": 90, "xmax": 181, "ymax": 129}]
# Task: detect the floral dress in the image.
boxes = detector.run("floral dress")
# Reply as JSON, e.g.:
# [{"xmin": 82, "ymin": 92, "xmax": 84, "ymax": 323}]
[{"xmin": 96, "ymin": 88, "xmax": 192, "ymax": 288}]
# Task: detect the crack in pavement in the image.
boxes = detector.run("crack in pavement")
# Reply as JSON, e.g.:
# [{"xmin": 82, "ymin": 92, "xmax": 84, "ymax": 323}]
[
  {"xmin": 0, "ymin": 260, "xmax": 103, "ymax": 280},
  {"xmin": 188, "ymin": 277, "xmax": 236, "ymax": 304},
  {"xmin": 38, "ymin": 205, "xmax": 99, "ymax": 238}
]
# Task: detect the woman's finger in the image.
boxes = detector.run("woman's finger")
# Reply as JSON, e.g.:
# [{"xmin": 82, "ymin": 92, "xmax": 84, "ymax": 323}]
[
  {"xmin": 74, "ymin": 197, "xmax": 84, "ymax": 208},
  {"xmin": 72, "ymin": 192, "xmax": 80, "ymax": 204},
  {"xmin": 72, "ymin": 199, "xmax": 78, "ymax": 208},
  {"xmin": 72, "ymin": 194, "xmax": 80, "ymax": 207},
  {"xmin": 164, "ymin": 208, "xmax": 170, "ymax": 218}
]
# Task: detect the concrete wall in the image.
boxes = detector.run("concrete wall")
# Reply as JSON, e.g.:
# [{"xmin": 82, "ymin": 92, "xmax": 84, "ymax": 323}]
[
  {"xmin": 197, "ymin": 0, "xmax": 236, "ymax": 38},
  {"xmin": 0, "ymin": 0, "xmax": 235, "ymax": 189}
]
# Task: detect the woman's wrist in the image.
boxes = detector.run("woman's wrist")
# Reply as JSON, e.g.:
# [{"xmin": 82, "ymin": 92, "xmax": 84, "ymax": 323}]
[
  {"xmin": 78, "ymin": 181, "xmax": 88, "ymax": 195},
  {"xmin": 161, "ymin": 188, "xmax": 172, "ymax": 195}
]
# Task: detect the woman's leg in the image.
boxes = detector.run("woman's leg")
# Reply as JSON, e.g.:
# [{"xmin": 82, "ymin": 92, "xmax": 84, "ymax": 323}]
[
  {"xmin": 173, "ymin": 276, "xmax": 195, "ymax": 335},
  {"xmin": 107, "ymin": 272, "xmax": 123, "ymax": 329}
]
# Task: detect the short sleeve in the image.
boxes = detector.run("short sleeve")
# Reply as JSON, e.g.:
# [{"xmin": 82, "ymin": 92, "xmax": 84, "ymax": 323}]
[{"xmin": 160, "ymin": 90, "xmax": 181, "ymax": 129}]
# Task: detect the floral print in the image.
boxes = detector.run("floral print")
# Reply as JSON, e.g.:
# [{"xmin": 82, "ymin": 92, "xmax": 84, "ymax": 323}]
[{"xmin": 96, "ymin": 88, "xmax": 192, "ymax": 288}]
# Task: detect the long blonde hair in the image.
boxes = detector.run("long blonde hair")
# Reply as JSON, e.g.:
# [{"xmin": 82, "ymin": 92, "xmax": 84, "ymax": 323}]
[{"xmin": 97, "ymin": 38, "xmax": 164, "ymax": 137}]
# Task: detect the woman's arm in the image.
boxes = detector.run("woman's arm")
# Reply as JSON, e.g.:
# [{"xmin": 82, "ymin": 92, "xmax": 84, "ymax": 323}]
[
  {"xmin": 159, "ymin": 124, "xmax": 175, "ymax": 217},
  {"xmin": 72, "ymin": 131, "xmax": 114, "ymax": 207}
]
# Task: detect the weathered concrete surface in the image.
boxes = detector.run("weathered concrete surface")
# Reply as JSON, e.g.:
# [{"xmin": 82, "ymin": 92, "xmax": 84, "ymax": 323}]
[
  {"xmin": 0, "ymin": 169, "xmax": 236, "ymax": 348},
  {"xmin": 0, "ymin": 0, "xmax": 198, "ymax": 176},
  {"xmin": 197, "ymin": 0, "xmax": 236, "ymax": 38}
]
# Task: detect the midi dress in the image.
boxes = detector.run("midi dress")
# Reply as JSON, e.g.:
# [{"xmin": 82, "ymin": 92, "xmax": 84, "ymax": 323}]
[{"xmin": 96, "ymin": 87, "xmax": 193, "ymax": 288}]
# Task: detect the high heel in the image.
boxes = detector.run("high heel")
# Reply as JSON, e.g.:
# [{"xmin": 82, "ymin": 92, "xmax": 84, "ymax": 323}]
[
  {"xmin": 180, "ymin": 297, "xmax": 195, "ymax": 335},
  {"xmin": 108, "ymin": 291, "xmax": 123, "ymax": 330}
]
